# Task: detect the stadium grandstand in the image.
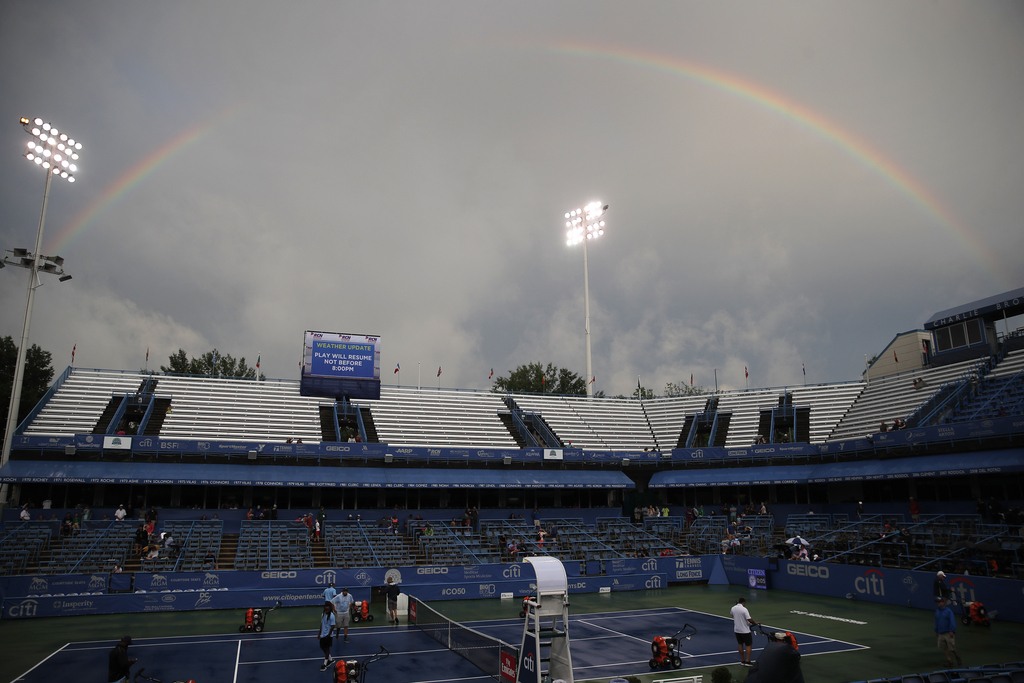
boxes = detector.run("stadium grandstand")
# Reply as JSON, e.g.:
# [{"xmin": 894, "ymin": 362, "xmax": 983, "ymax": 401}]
[{"xmin": 1, "ymin": 286, "xmax": 1023, "ymax": 630}]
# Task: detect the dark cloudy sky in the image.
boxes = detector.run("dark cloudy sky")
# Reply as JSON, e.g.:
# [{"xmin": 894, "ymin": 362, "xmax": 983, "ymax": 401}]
[{"xmin": 1, "ymin": 1, "xmax": 1022, "ymax": 396}]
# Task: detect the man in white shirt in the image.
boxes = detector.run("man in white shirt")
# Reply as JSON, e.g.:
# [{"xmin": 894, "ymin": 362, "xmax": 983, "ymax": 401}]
[
  {"xmin": 114, "ymin": 505, "xmax": 127, "ymax": 521},
  {"xmin": 20, "ymin": 505, "xmax": 31, "ymax": 521},
  {"xmin": 730, "ymin": 597, "xmax": 757, "ymax": 667},
  {"xmin": 331, "ymin": 587, "xmax": 355, "ymax": 643}
]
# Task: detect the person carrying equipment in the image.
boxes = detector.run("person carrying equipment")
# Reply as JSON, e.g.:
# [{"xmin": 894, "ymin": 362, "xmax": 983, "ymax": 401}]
[
  {"xmin": 730, "ymin": 597, "xmax": 757, "ymax": 667},
  {"xmin": 108, "ymin": 636, "xmax": 137, "ymax": 683}
]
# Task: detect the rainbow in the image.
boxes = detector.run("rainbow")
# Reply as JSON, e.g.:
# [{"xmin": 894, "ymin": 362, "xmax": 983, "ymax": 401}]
[
  {"xmin": 46, "ymin": 106, "xmax": 242, "ymax": 254},
  {"xmin": 554, "ymin": 44, "xmax": 1007, "ymax": 285}
]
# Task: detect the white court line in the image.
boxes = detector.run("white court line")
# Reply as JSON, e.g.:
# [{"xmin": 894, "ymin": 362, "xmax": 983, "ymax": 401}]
[
  {"xmin": 576, "ymin": 618, "xmax": 651, "ymax": 645},
  {"xmin": 243, "ymin": 646, "xmax": 450, "ymax": 664},
  {"xmin": 12, "ymin": 642, "xmax": 69, "ymax": 682},
  {"xmin": 232, "ymin": 640, "xmax": 241, "ymax": 683},
  {"xmin": 661, "ymin": 605, "xmax": 868, "ymax": 650}
]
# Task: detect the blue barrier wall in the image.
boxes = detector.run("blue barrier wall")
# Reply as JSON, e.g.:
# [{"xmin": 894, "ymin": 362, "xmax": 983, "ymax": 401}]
[{"xmin": 718, "ymin": 556, "xmax": 1024, "ymax": 624}]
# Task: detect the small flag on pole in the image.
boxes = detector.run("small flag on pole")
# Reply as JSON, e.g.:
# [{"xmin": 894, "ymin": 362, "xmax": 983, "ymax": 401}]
[
  {"xmin": 256, "ymin": 354, "xmax": 261, "ymax": 369},
  {"xmin": 802, "ymin": 363, "xmax": 806, "ymax": 376},
  {"xmin": 146, "ymin": 348, "xmax": 149, "ymax": 362},
  {"xmin": 394, "ymin": 363, "xmax": 400, "ymax": 374},
  {"xmin": 893, "ymin": 350, "xmax": 899, "ymax": 363},
  {"xmin": 589, "ymin": 376, "xmax": 595, "ymax": 385},
  {"xmin": 437, "ymin": 366, "xmax": 442, "ymax": 377},
  {"xmin": 71, "ymin": 343, "xmax": 76, "ymax": 364},
  {"xmin": 744, "ymin": 366, "xmax": 748, "ymax": 379},
  {"xmin": 489, "ymin": 368, "xmax": 494, "ymax": 380},
  {"xmin": 690, "ymin": 373, "xmax": 693, "ymax": 386}
]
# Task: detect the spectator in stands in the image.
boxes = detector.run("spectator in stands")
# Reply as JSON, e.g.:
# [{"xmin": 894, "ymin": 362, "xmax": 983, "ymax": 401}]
[
  {"xmin": 42, "ymin": 497, "xmax": 51, "ymax": 509},
  {"xmin": 976, "ymin": 497, "xmax": 987, "ymax": 521},
  {"xmin": 246, "ymin": 508, "xmax": 254, "ymax": 520},
  {"xmin": 317, "ymin": 506, "xmax": 327, "ymax": 530},
  {"xmin": 934, "ymin": 598, "xmax": 962, "ymax": 667},
  {"xmin": 531, "ymin": 508, "xmax": 540, "ymax": 528},
  {"xmin": 203, "ymin": 548, "xmax": 218, "ymax": 570},
  {"xmin": 83, "ymin": 506, "xmax": 92, "ymax": 522},
  {"xmin": 507, "ymin": 539, "xmax": 518, "ymax": 560},
  {"xmin": 424, "ymin": 523, "xmax": 435, "ymax": 537},
  {"xmin": 115, "ymin": 504, "xmax": 126, "ymax": 521},
  {"xmin": 61, "ymin": 513, "xmax": 74, "ymax": 536},
  {"xmin": 537, "ymin": 528, "xmax": 546, "ymax": 546},
  {"xmin": 856, "ymin": 501, "xmax": 864, "ymax": 521},
  {"xmin": 910, "ymin": 497, "xmax": 921, "ymax": 523},
  {"xmin": 163, "ymin": 533, "xmax": 179, "ymax": 557},
  {"xmin": 20, "ymin": 505, "xmax": 30, "ymax": 521},
  {"xmin": 133, "ymin": 524, "xmax": 148, "ymax": 556},
  {"xmin": 987, "ymin": 497, "xmax": 1004, "ymax": 523}
]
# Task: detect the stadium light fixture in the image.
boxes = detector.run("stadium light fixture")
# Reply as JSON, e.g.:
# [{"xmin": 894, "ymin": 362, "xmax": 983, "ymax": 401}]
[
  {"xmin": 564, "ymin": 201, "xmax": 607, "ymax": 398},
  {"xmin": 1, "ymin": 117, "xmax": 81, "ymax": 503}
]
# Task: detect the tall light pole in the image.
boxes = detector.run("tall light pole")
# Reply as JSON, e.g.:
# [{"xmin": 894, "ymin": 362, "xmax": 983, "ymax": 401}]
[
  {"xmin": 1, "ymin": 117, "xmax": 80, "ymax": 502},
  {"xmin": 565, "ymin": 201, "xmax": 607, "ymax": 398}
]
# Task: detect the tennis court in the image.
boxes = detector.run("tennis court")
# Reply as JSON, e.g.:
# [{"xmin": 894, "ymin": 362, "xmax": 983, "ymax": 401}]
[
  {"xmin": 12, "ymin": 603, "xmax": 864, "ymax": 683},
  {"xmin": 6, "ymin": 585, "xmax": 1024, "ymax": 683}
]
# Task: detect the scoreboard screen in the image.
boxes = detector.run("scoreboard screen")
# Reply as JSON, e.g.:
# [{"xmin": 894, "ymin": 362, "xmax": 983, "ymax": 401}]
[{"xmin": 299, "ymin": 330, "xmax": 381, "ymax": 400}]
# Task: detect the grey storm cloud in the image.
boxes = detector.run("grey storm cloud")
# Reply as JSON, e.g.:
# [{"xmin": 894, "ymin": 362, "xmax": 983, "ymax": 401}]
[{"xmin": 1, "ymin": 1, "xmax": 1022, "ymax": 396}]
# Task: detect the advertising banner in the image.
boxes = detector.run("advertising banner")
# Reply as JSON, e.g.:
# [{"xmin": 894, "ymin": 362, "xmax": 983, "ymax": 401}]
[
  {"xmin": 0, "ymin": 573, "xmax": 109, "ymax": 601},
  {"xmin": 720, "ymin": 557, "xmax": 1024, "ymax": 624}
]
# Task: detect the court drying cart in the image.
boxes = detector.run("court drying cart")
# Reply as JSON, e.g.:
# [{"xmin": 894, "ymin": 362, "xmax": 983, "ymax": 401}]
[
  {"xmin": 239, "ymin": 600, "xmax": 281, "ymax": 633},
  {"xmin": 649, "ymin": 623, "xmax": 697, "ymax": 670},
  {"xmin": 351, "ymin": 600, "xmax": 373, "ymax": 623},
  {"xmin": 331, "ymin": 646, "xmax": 389, "ymax": 683}
]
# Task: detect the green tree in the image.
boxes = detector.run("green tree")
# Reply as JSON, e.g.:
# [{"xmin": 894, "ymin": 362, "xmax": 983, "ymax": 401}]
[
  {"xmin": 632, "ymin": 385, "xmax": 654, "ymax": 399},
  {"xmin": 665, "ymin": 380, "xmax": 708, "ymax": 397},
  {"xmin": 492, "ymin": 362, "xmax": 594, "ymax": 395},
  {"xmin": 0, "ymin": 336, "xmax": 55, "ymax": 444},
  {"xmin": 159, "ymin": 348, "xmax": 263, "ymax": 379}
]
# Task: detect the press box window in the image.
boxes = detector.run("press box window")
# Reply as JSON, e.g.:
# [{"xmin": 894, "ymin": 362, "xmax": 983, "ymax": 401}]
[{"xmin": 934, "ymin": 319, "xmax": 983, "ymax": 353}]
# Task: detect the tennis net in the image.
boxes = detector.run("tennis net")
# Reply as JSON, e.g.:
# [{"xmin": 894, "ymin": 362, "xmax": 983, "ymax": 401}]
[{"xmin": 409, "ymin": 595, "xmax": 519, "ymax": 682}]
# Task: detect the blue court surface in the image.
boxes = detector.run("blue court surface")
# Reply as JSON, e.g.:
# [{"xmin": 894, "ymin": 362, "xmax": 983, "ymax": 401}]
[{"xmin": 13, "ymin": 607, "xmax": 867, "ymax": 683}]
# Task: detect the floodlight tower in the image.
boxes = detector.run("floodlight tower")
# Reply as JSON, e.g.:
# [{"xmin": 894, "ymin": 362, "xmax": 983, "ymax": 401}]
[
  {"xmin": 1, "ymin": 118, "xmax": 80, "ymax": 501},
  {"xmin": 564, "ymin": 201, "xmax": 607, "ymax": 399}
]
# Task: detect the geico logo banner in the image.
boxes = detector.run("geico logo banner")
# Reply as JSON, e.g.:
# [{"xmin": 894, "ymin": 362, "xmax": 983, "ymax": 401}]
[
  {"xmin": 417, "ymin": 567, "xmax": 448, "ymax": 574},
  {"xmin": 441, "ymin": 587, "xmax": 466, "ymax": 596},
  {"xmin": 786, "ymin": 564, "xmax": 830, "ymax": 578},
  {"xmin": 262, "ymin": 571, "xmax": 297, "ymax": 579}
]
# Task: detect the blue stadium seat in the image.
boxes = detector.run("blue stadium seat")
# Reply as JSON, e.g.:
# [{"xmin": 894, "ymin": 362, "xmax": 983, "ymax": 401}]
[
  {"xmin": 899, "ymin": 676, "xmax": 926, "ymax": 683},
  {"xmin": 928, "ymin": 673, "xmax": 952, "ymax": 683}
]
